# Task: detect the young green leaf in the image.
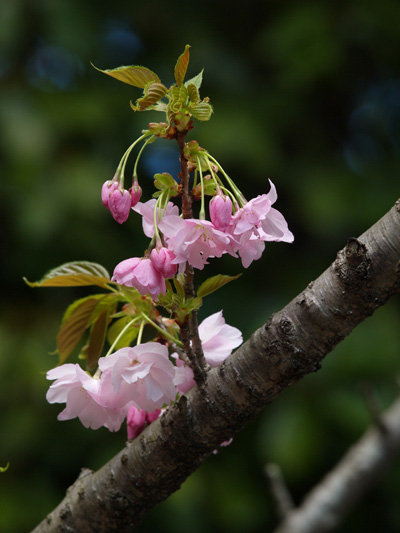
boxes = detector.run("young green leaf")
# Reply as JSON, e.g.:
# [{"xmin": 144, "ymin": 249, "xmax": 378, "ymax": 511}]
[
  {"xmin": 57, "ymin": 298, "xmax": 100, "ymax": 364},
  {"xmin": 0, "ymin": 463, "xmax": 9, "ymax": 473},
  {"xmin": 130, "ymin": 82, "xmax": 168, "ymax": 111},
  {"xmin": 185, "ymin": 69, "xmax": 203, "ymax": 90},
  {"xmin": 24, "ymin": 261, "xmax": 111, "ymax": 289},
  {"xmin": 190, "ymin": 101, "xmax": 213, "ymax": 121},
  {"xmin": 197, "ymin": 274, "xmax": 242, "ymax": 298},
  {"xmin": 174, "ymin": 44, "xmax": 190, "ymax": 87},
  {"xmin": 92, "ymin": 64, "xmax": 161, "ymax": 88}
]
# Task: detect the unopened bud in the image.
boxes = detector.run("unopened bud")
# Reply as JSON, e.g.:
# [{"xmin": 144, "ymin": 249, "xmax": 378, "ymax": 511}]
[
  {"xmin": 210, "ymin": 193, "xmax": 232, "ymax": 231},
  {"xmin": 108, "ymin": 189, "xmax": 131, "ymax": 224},
  {"xmin": 101, "ymin": 180, "xmax": 119, "ymax": 209},
  {"xmin": 150, "ymin": 247, "xmax": 177, "ymax": 278}
]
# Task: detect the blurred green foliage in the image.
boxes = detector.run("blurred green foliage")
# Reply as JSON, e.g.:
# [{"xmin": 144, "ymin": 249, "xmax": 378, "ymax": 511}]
[{"xmin": 1, "ymin": 0, "xmax": 400, "ymax": 531}]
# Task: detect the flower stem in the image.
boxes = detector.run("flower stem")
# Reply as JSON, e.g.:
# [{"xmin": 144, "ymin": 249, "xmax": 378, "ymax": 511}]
[
  {"xmin": 140, "ymin": 313, "xmax": 184, "ymax": 348},
  {"xmin": 105, "ymin": 317, "xmax": 141, "ymax": 356}
]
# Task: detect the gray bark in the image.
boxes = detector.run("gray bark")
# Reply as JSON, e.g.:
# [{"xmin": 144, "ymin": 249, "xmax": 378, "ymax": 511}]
[{"xmin": 32, "ymin": 201, "xmax": 400, "ymax": 533}]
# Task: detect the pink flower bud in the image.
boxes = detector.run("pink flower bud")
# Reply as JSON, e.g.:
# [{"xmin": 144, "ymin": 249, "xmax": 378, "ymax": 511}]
[
  {"xmin": 101, "ymin": 180, "xmax": 119, "ymax": 209},
  {"xmin": 129, "ymin": 184, "xmax": 142, "ymax": 208},
  {"xmin": 127, "ymin": 407, "xmax": 147, "ymax": 440},
  {"xmin": 108, "ymin": 189, "xmax": 132, "ymax": 224},
  {"xmin": 210, "ymin": 194, "xmax": 232, "ymax": 231},
  {"xmin": 150, "ymin": 247, "xmax": 177, "ymax": 278}
]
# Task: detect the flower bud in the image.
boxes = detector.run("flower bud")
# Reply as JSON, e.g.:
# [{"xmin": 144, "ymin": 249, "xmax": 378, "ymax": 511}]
[
  {"xmin": 101, "ymin": 180, "xmax": 119, "ymax": 209},
  {"xmin": 129, "ymin": 184, "xmax": 142, "ymax": 208},
  {"xmin": 150, "ymin": 247, "xmax": 177, "ymax": 278},
  {"xmin": 108, "ymin": 189, "xmax": 132, "ymax": 224},
  {"xmin": 210, "ymin": 193, "xmax": 232, "ymax": 231}
]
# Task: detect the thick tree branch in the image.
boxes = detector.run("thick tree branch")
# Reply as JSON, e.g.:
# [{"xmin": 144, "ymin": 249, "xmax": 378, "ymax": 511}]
[
  {"xmin": 32, "ymin": 201, "xmax": 400, "ymax": 533},
  {"xmin": 273, "ymin": 393, "xmax": 400, "ymax": 533}
]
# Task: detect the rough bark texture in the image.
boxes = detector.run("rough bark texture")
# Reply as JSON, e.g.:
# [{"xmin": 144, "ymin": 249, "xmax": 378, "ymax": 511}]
[
  {"xmin": 274, "ymin": 394, "xmax": 400, "ymax": 533},
  {"xmin": 32, "ymin": 201, "xmax": 400, "ymax": 533}
]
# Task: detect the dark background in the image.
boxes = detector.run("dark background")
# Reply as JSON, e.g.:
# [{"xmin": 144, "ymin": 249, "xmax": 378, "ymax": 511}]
[{"xmin": 1, "ymin": 0, "xmax": 400, "ymax": 531}]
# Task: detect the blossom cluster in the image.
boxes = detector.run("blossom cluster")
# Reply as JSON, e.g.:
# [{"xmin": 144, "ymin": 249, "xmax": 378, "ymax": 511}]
[
  {"xmin": 111, "ymin": 180, "xmax": 293, "ymax": 297},
  {"xmin": 47, "ymin": 312, "xmax": 242, "ymax": 433},
  {"xmin": 43, "ymin": 47, "xmax": 294, "ymax": 443}
]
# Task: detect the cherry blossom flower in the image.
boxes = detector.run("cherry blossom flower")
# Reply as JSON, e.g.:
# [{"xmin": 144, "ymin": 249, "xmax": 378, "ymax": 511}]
[
  {"xmin": 46, "ymin": 364, "xmax": 126, "ymax": 431},
  {"xmin": 98, "ymin": 343, "xmax": 177, "ymax": 412},
  {"xmin": 173, "ymin": 311, "xmax": 242, "ymax": 395},
  {"xmin": 133, "ymin": 199, "xmax": 179, "ymax": 238},
  {"xmin": 172, "ymin": 353, "xmax": 196, "ymax": 395},
  {"xmin": 112, "ymin": 257, "xmax": 166, "ymax": 299},
  {"xmin": 198, "ymin": 310, "xmax": 243, "ymax": 366},
  {"xmin": 228, "ymin": 180, "xmax": 294, "ymax": 267},
  {"xmin": 159, "ymin": 216, "xmax": 231, "ymax": 270},
  {"xmin": 150, "ymin": 247, "xmax": 177, "ymax": 278}
]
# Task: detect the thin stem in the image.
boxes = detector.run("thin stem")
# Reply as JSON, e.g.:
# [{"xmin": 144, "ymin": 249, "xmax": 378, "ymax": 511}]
[
  {"xmin": 196, "ymin": 156, "xmax": 206, "ymax": 220},
  {"xmin": 136, "ymin": 319, "xmax": 146, "ymax": 345},
  {"xmin": 105, "ymin": 317, "xmax": 141, "ymax": 356},
  {"xmin": 207, "ymin": 153, "xmax": 246, "ymax": 206},
  {"xmin": 141, "ymin": 312, "xmax": 184, "ymax": 348},
  {"xmin": 133, "ymin": 135, "xmax": 156, "ymax": 179},
  {"xmin": 119, "ymin": 133, "xmax": 150, "ymax": 178}
]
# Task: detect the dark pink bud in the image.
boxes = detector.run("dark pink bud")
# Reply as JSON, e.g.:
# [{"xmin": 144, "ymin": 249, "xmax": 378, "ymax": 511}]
[
  {"xmin": 129, "ymin": 184, "xmax": 142, "ymax": 208},
  {"xmin": 210, "ymin": 194, "xmax": 232, "ymax": 231},
  {"xmin": 127, "ymin": 407, "xmax": 147, "ymax": 440},
  {"xmin": 101, "ymin": 180, "xmax": 119, "ymax": 209},
  {"xmin": 108, "ymin": 189, "xmax": 132, "ymax": 224},
  {"xmin": 150, "ymin": 247, "xmax": 177, "ymax": 278},
  {"xmin": 145, "ymin": 409, "xmax": 161, "ymax": 424}
]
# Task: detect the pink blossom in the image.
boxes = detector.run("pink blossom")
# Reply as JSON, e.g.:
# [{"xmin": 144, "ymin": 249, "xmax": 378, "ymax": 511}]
[
  {"xmin": 133, "ymin": 199, "xmax": 179, "ymax": 238},
  {"xmin": 159, "ymin": 216, "xmax": 231, "ymax": 270},
  {"xmin": 150, "ymin": 247, "xmax": 177, "ymax": 278},
  {"xmin": 172, "ymin": 353, "xmax": 195, "ymax": 394},
  {"xmin": 173, "ymin": 312, "xmax": 242, "ymax": 395},
  {"xmin": 98, "ymin": 343, "xmax": 177, "ymax": 412},
  {"xmin": 229, "ymin": 180, "xmax": 294, "ymax": 267},
  {"xmin": 108, "ymin": 188, "xmax": 132, "ymax": 224},
  {"xmin": 46, "ymin": 364, "xmax": 126, "ymax": 431},
  {"xmin": 209, "ymin": 194, "xmax": 233, "ymax": 231},
  {"xmin": 126, "ymin": 406, "xmax": 160, "ymax": 440},
  {"xmin": 112, "ymin": 257, "xmax": 166, "ymax": 299},
  {"xmin": 198, "ymin": 311, "xmax": 243, "ymax": 366}
]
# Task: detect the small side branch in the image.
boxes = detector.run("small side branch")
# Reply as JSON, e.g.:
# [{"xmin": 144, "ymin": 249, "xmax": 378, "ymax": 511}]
[{"xmin": 273, "ymin": 393, "xmax": 400, "ymax": 533}]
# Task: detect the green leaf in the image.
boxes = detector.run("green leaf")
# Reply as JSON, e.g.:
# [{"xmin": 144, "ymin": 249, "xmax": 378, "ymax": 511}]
[
  {"xmin": 92, "ymin": 64, "xmax": 161, "ymax": 88},
  {"xmin": 87, "ymin": 310, "xmax": 109, "ymax": 370},
  {"xmin": 24, "ymin": 261, "xmax": 111, "ymax": 289},
  {"xmin": 169, "ymin": 85, "xmax": 188, "ymax": 113},
  {"xmin": 57, "ymin": 298, "xmax": 100, "ymax": 364},
  {"xmin": 187, "ymin": 83, "xmax": 200, "ymax": 105},
  {"xmin": 107, "ymin": 316, "xmax": 139, "ymax": 351},
  {"xmin": 185, "ymin": 69, "xmax": 203, "ymax": 90},
  {"xmin": 173, "ymin": 277, "xmax": 185, "ymax": 298},
  {"xmin": 197, "ymin": 274, "xmax": 242, "ymax": 298},
  {"xmin": 174, "ymin": 44, "xmax": 190, "ymax": 87},
  {"xmin": 190, "ymin": 101, "xmax": 213, "ymax": 121},
  {"xmin": 0, "ymin": 463, "xmax": 9, "ymax": 473},
  {"xmin": 130, "ymin": 82, "xmax": 168, "ymax": 111}
]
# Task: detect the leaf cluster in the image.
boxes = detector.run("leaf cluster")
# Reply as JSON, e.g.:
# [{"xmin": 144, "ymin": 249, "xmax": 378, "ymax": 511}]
[{"xmin": 93, "ymin": 45, "xmax": 213, "ymax": 129}]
